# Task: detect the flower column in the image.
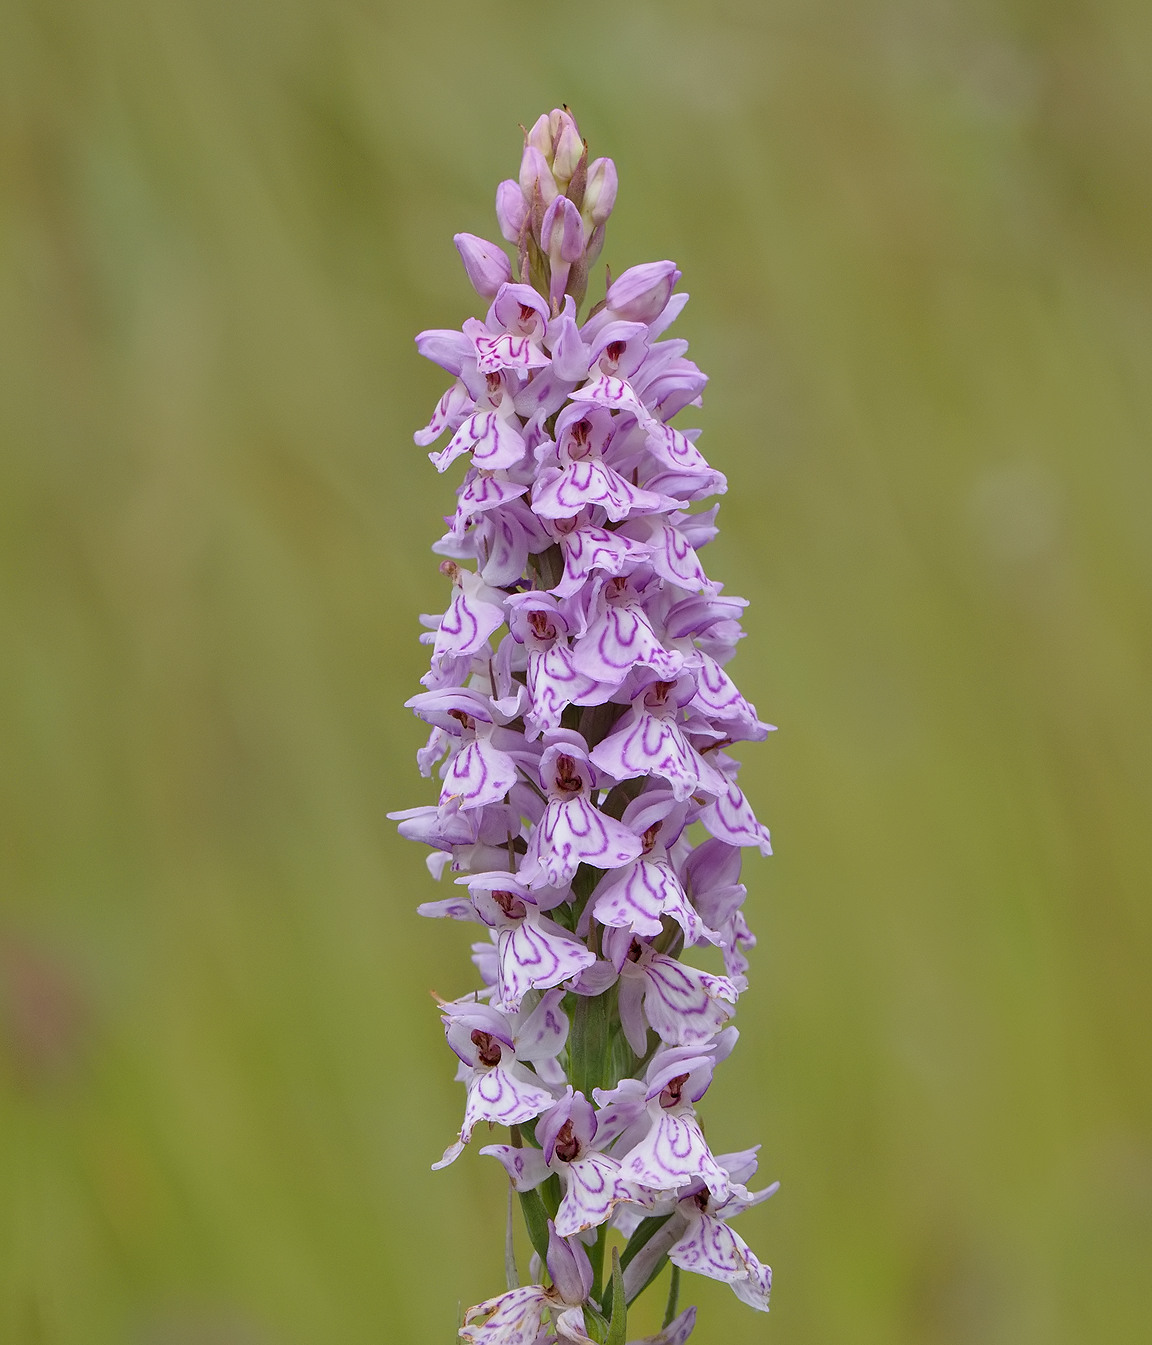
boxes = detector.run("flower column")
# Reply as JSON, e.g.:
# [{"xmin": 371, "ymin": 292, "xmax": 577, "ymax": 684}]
[{"xmin": 392, "ymin": 108, "xmax": 777, "ymax": 1345}]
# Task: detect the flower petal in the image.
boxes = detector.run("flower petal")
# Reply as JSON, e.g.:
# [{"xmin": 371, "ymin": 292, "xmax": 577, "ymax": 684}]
[
  {"xmin": 479, "ymin": 1143, "xmax": 550, "ymax": 1191},
  {"xmin": 496, "ymin": 920, "xmax": 596, "ymax": 1011},
  {"xmin": 554, "ymin": 1152, "xmax": 649, "ymax": 1237},
  {"xmin": 459, "ymin": 1285, "xmax": 550, "ymax": 1345},
  {"xmin": 640, "ymin": 955, "xmax": 737, "ymax": 1047},
  {"xmin": 620, "ymin": 1109, "xmax": 731, "ymax": 1201}
]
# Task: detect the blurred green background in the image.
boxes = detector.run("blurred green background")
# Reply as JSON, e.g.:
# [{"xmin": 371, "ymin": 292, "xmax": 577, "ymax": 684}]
[{"xmin": 2, "ymin": 0, "xmax": 1150, "ymax": 1341}]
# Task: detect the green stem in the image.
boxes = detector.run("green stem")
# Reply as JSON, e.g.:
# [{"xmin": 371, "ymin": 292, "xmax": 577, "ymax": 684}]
[
  {"xmin": 569, "ymin": 988, "xmax": 613, "ymax": 1098},
  {"xmin": 504, "ymin": 1183, "xmax": 519, "ymax": 1290}
]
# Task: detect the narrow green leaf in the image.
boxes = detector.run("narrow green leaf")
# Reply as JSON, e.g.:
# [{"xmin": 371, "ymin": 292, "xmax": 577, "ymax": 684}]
[
  {"xmin": 539, "ymin": 1171, "xmax": 562, "ymax": 1218},
  {"xmin": 504, "ymin": 1183, "xmax": 519, "ymax": 1290},
  {"xmin": 517, "ymin": 1186, "xmax": 551, "ymax": 1264},
  {"xmin": 605, "ymin": 1247, "xmax": 627, "ymax": 1345},
  {"xmin": 583, "ymin": 1302, "xmax": 609, "ymax": 1344},
  {"xmin": 662, "ymin": 1264, "xmax": 680, "ymax": 1327}
]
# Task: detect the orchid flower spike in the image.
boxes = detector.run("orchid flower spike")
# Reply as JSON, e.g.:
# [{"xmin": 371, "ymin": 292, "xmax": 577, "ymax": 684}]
[{"xmin": 395, "ymin": 109, "xmax": 778, "ymax": 1342}]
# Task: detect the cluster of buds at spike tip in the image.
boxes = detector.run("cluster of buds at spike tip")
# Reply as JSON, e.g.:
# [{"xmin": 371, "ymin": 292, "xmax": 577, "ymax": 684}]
[
  {"xmin": 481, "ymin": 107, "xmax": 618, "ymax": 313},
  {"xmin": 392, "ymin": 108, "xmax": 777, "ymax": 1345}
]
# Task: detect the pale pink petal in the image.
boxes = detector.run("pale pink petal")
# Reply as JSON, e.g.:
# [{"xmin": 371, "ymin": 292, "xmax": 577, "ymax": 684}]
[
  {"xmin": 479, "ymin": 1143, "xmax": 550, "ymax": 1191},
  {"xmin": 496, "ymin": 920, "xmax": 596, "ymax": 1011},
  {"xmin": 554, "ymin": 1151, "xmax": 649, "ymax": 1237},
  {"xmin": 459, "ymin": 1285, "xmax": 550, "ymax": 1345}
]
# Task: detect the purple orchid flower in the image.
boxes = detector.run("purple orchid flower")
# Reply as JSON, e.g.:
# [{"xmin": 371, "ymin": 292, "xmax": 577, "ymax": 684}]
[
  {"xmin": 519, "ymin": 739, "xmax": 643, "ymax": 889},
  {"xmin": 680, "ymin": 838, "xmax": 758, "ymax": 979},
  {"xmin": 457, "ymin": 874, "xmax": 595, "ymax": 1012},
  {"xmin": 406, "ymin": 688, "xmax": 523, "ymax": 812},
  {"xmin": 667, "ymin": 1183, "xmax": 777, "ymax": 1313},
  {"xmin": 587, "ymin": 792, "xmax": 718, "ymax": 948},
  {"xmin": 626, "ymin": 1308, "xmax": 697, "ymax": 1345},
  {"xmin": 482, "ymin": 1086, "xmax": 651, "ymax": 1238},
  {"xmin": 504, "ymin": 593, "xmax": 603, "ymax": 738},
  {"xmin": 460, "ymin": 1222, "xmax": 596, "ymax": 1345},
  {"xmin": 589, "ymin": 675, "xmax": 729, "ymax": 803},
  {"xmin": 599, "ymin": 924, "xmax": 738, "ymax": 1054},
  {"xmin": 428, "ymin": 562, "xmax": 506, "ymax": 673},
  {"xmin": 569, "ymin": 576, "xmax": 684, "ymax": 689},
  {"xmin": 435, "ymin": 991, "xmax": 568, "ymax": 1169}
]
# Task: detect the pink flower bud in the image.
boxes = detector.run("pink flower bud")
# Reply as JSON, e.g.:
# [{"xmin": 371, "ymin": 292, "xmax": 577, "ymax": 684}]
[
  {"xmin": 545, "ymin": 1222, "xmax": 593, "ymax": 1306},
  {"xmin": 526, "ymin": 108, "xmax": 584, "ymax": 189},
  {"xmin": 551, "ymin": 117, "xmax": 584, "ymax": 188},
  {"xmin": 606, "ymin": 261, "xmax": 682, "ymax": 323},
  {"xmin": 453, "ymin": 233, "xmax": 513, "ymax": 299},
  {"xmin": 525, "ymin": 112, "xmax": 553, "ymax": 158},
  {"xmin": 583, "ymin": 157, "xmax": 618, "ymax": 228},
  {"xmin": 540, "ymin": 197, "xmax": 585, "ymax": 266},
  {"xmin": 519, "ymin": 145, "xmax": 558, "ymax": 208},
  {"xmin": 494, "ymin": 179, "xmax": 528, "ymax": 244}
]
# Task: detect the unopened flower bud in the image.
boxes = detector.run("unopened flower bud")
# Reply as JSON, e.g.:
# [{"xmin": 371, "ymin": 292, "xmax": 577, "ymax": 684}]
[
  {"xmin": 520, "ymin": 145, "xmax": 558, "ymax": 209},
  {"xmin": 540, "ymin": 197, "xmax": 585, "ymax": 267},
  {"xmin": 495, "ymin": 179, "xmax": 528, "ymax": 244},
  {"xmin": 545, "ymin": 1222, "xmax": 593, "ymax": 1305},
  {"xmin": 551, "ymin": 118, "xmax": 584, "ymax": 188},
  {"xmin": 453, "ymin": 233, "xmax": 513, "ymax": 299},
  {"xmin": 606, "ymin": 261, "xmax": 682, "ymax": 323},
  {"xmin": 582, "ymin": 157, "xmax": 618, "ymax": 228},
  {"xmin": 526, "ymin": 108, "xmax": 584, "ymax": 191},
  {"xmin": 525, "ymin": 112, "xmax": 553, "ymax": 159},
  {"xmin": 540, "ymin": 195, "xmax": 584, "ymax": 308}
]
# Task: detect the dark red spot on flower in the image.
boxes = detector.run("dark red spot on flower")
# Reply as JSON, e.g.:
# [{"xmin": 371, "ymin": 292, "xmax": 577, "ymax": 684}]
[
  {"xmin": 568, "ymin": 419, "xmax": 594, "ymax": 459},
  {"xmin": 553, "ymin": 1119, "xmax": 581, "ymax": 1163},
  {"xmin": 646, "ymin": 681, "xmax": 675, "ymax": 708},
  {"xmin": 527, "ymin": 611, "xmax": 558, "ymax": 642},
  {"xmin": 555, "ymin": 754, "xmax": 583, "ymax": 794},
  {"xmin": 659, "ymin": 1072, "xmax": 689, "ymax": 1110},
  {"xmin": 470, "ymin": 1029, "xmax": 503, "ymax": 1067},
  {"xmin": 491, "ymin": 890, "xmax": 528, "ymax": 920}
]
